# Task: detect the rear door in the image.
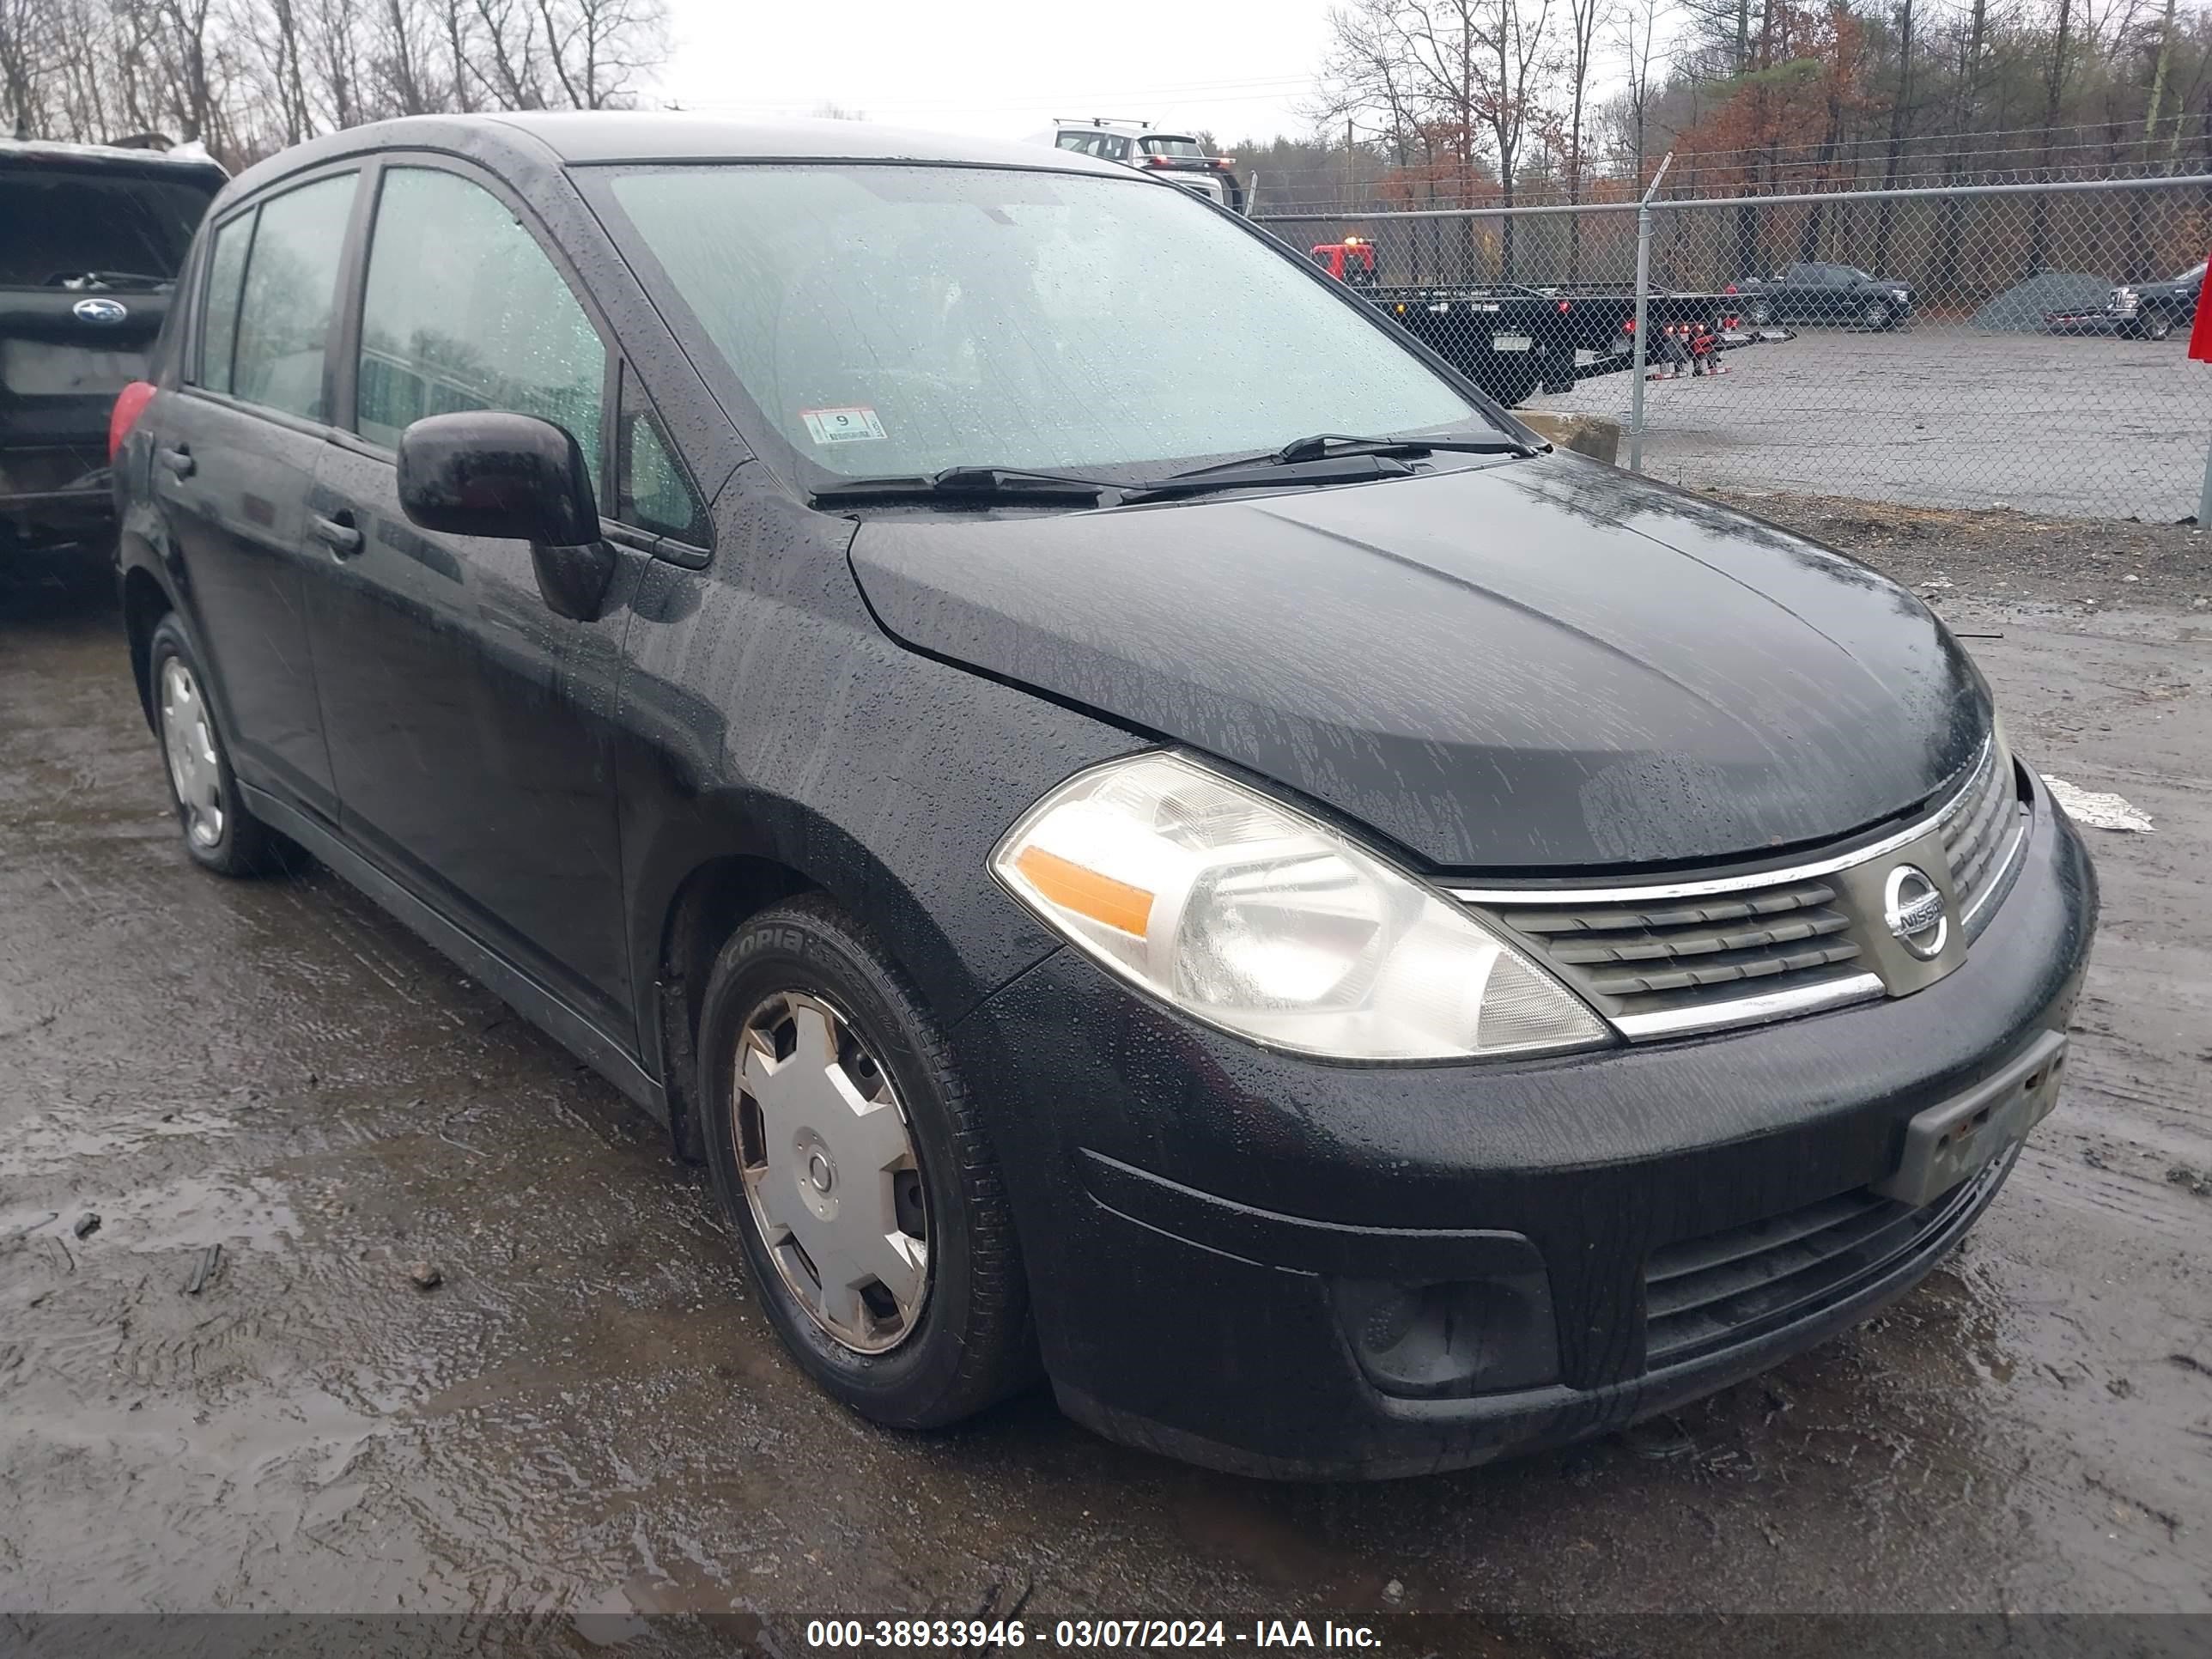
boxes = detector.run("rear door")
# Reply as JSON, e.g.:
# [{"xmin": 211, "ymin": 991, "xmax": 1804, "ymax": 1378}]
[
  {"xmin": 304, "ymin": 160, "xmax": 646, "ymax": 1040},
  {"xmin": 151, "ymin": 168, "xmax": 359, "ymax": 819},
  {"xmin": 1777, "ymin": 264, "xmax": 1820, "ymax": 320},
  {"xmin": 0, "ymin": 155, "xmax": 220, "ymax": 538}
]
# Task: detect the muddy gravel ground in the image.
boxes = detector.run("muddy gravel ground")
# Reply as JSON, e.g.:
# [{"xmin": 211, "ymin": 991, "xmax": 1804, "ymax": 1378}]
[
  {"xmin": 1543, "ymin": 325, "xmax": 2212, "ymax": 521},
  {"xmin": 2, "ymin": 502, "xmax": 2208, "ymax": 1647}
]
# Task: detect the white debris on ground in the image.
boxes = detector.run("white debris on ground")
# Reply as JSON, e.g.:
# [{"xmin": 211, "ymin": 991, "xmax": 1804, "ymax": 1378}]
[{"xmin": 2044, "ymin": 776, "xmax": 2156, "ymax": 832}]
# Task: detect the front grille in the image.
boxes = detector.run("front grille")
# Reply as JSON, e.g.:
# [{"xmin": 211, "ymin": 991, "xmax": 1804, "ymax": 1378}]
[
  {"xmin": 1941, "ymin": 743, "xmax": 2029, "ymax": 935},
  {"xmin": 1457, "ymin": 733, "xmax": 2036, "ymax": 1040},
  {"xmin": 1497, "ymin": 878, "xmax": 1864, "ymax": 1024},
  {"xmin": 1642, "ymin": 1157, "xmax": 2002, "ymax": 1370}
]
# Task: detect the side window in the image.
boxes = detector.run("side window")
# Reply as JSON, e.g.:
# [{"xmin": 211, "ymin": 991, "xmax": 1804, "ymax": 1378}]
[
  {"xmin": 196, "ymin": 209, "xmax": 254, "ymax": 393},
  {"xmin": 616, "ymin": 373, "xmax": 708, "ymax": 544},
  {"xmin": 229, "ymin": 173, "xmax": 356, "ymax": 421},
  {"xmin": 1102, "ymin": 136, "xmax": 1131, "ymax": 162},
  {"xmin": 356, "ymin": 167, "xmax": 605, "ymax": 495}
]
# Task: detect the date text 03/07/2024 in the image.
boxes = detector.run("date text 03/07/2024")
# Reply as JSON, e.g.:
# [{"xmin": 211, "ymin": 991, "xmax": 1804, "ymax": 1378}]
[{"xmin": 803, "ymin": 1619, "xmax": 1385, "ymax": 1649}]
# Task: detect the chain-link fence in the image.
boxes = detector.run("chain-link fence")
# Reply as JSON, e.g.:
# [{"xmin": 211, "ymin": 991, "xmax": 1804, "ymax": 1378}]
[{"xmin": 1258, "ymin": 176, "xmax": 2212, "ymax": 521}]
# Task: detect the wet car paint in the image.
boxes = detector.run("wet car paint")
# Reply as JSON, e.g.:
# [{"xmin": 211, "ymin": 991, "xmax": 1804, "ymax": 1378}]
[
  {"xmin": 853, "ymin": 453, "xmax": 1990, "ymax": 870},
  {"xmin": 1, "ymin": 580, "xmax": 2204, "ymax": 1622},
  {"xmin": 107, "ymin": 112, "xmax": 2093, "ymax": 1478}
]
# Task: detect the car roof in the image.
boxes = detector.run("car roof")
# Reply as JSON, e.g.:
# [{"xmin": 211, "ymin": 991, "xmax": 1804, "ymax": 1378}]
[
  {"xmin": 0, "ymin": 136, "xmax": 228, "ymax": 179},
  {"xmin": 223, "ymin": 112, "xmax": 1135, "ymax": 199}
]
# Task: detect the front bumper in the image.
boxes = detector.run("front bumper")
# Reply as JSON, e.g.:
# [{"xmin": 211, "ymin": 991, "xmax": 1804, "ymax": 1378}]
[{"xmin": 953, "ymin": 770, "xmax": 2097, "ymax": 1479}]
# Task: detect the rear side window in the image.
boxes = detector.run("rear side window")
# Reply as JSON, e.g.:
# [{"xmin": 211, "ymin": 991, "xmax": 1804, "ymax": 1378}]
[
  {"xmin": 355, "ymin": 167, "xmax": 605, "ymax": 494},
  {"xmin": 229, "ymin": 173, "xmax": 356, "ymax": 421},
  {"xmin": 197, "ymin": 210, "xmax": 253, "ymax": 393},
  {"xmin": 0, "ymin": 166, "xmax": 217, "ymax": 288}
]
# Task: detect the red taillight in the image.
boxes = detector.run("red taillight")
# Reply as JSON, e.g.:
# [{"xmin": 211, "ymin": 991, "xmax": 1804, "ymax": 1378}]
[
  {"xmin": 1557, "ymin": 299, "xmax": 1571, "ymax": 313},
  {"xmin": 109, "ymin": 380, "xmax": 156, "ymax": 463},
  {"xmin": 1723, "ymin": 282, "xmax": 1737, "ymax": 293},
  {"xmin": 1623, "ymin": 319, "xmax": 1636, "ymax": 332}
]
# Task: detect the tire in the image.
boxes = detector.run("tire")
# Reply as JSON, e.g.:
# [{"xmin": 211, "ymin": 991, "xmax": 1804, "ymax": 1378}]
[
  {"xmin": 697, "ymin": 893, "xmax": 1037, "ymax": 1428},
  {"xmin": 1860, "ymin": 298, "xmax": 1893, "ymax": 330},
  {"xmin": 2143, "ymin": 310, "xmax": 2174, "ymax": 342},
  {"xmin": 146, "ymin": 613, "xmax": 298, "ymax": 878},
  {"xmin": 1745, "ymin": 298, "xmax": 1774, "ymax": 327}
]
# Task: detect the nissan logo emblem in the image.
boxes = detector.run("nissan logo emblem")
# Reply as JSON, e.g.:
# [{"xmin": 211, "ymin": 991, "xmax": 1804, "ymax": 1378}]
[
  {"xmin": 1883, "ymin": 864, "xmax": 1948, "ymax": 960},
  {"xmin": 73, "ymin": 297, "xmax": 130, "ymax": 325}
]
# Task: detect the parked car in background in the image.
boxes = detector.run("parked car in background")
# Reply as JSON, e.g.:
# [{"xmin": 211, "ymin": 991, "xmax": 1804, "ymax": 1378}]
[
  {"xmin": 1, "ymin": 137, "xmax": 225, "ymax": 564},
  {"xmin": 1730, "ymin": 261, "xmax": 1914, "ymax": 329},
  {"xmin": 1041, "ymin": 118, "xmax": 1246, "ymax": 213},
  {"xmin": 2045, "ymin": 262, "xmax": 2205, "ymax": 339},
  {"xmin": 114, "ymin": 112, "xmax": 2093, "ymax": 1480}
]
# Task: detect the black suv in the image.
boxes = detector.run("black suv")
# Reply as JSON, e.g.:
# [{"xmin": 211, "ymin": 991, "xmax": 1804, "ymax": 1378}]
[
  {"xmin": 1, "ymin": 138, "xmax": 224, "ymax": 563},
  {"xmin": 1733, "ymin": 261, "xmax": 1915, "ymax": 330},
  {"xmin": 113, "ymin": 114, "xmax": 2093, "ymax": 1479}
]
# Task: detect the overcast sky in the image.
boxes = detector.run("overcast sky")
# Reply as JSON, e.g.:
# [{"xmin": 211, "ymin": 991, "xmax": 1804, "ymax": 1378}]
[{"xmin": 651, "ymin": 0, "xmax": 1340, "ymax": 148}]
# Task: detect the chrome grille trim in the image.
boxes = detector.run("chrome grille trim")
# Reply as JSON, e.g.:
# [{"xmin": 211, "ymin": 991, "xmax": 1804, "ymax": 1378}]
[
  {"xmin": 1448, "ymin": 735, "xmax": 2035, "ymax": 1041},
  {"xmin": 1612, "ymin": 972, "xmax": 1883, "ymax": 1040},
  {"xmin": 1445, "ymin": 737, "xmax": 1995, "ymax": 908}
]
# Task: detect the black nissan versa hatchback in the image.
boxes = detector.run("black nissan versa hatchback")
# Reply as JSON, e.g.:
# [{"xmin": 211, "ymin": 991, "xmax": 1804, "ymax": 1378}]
[{"xmin": 111, "ymin": 113, "xmax": 2097, "ymax": 1480}]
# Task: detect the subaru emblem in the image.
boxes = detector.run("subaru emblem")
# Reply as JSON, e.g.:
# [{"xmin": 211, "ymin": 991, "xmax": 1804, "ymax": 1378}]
[
  {"xmin": 1882, "ymin": 865, "xmax": 1948, "ymax": 960},
  {"xmin": 73, "ymin": 297, "xmax": 129, "ymax": 325}
]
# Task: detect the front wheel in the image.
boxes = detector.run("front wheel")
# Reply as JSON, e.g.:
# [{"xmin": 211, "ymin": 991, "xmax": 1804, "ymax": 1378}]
[
  {"xmin": 148, "ymin": 613, "xmax": 298, "ymax": 877},
  {"xmin": 697, "ymin": 894, "xmax": 1038, "ymax": 1428},
  {"xmin": 1745, "ymin": 298, "xmax": 1774, "ymax": 327},
  {"xmin": 1860, "ymin": 297, "xmax": 1893, "ymax": 330},
  {"xmin": 2142, "ymin": 309, "xmax": 2175, "ymax": 341}
]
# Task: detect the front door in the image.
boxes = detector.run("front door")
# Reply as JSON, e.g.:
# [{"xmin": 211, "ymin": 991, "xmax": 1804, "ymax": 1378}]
[
  {"xmin": 303, "ymin": 161, "xmax": 639, "ymax": 1042},
  {"xmin": 158, "ymin": 172, "xmax": 359, "ymax": 820}
]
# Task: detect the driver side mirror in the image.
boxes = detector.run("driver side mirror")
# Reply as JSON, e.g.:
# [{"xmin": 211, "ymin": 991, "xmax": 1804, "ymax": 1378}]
[{"xmin": 397, "ymin": 410, "xmax": 617, "ymax": 622}]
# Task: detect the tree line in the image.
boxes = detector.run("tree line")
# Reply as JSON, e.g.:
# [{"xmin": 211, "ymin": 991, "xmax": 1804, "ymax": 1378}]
[
  {"xmin": 0, "ymin": 0, "xmax": 670, "ymax": 165},
  {"xmin": 1253, "ymin": 0, "xmax": 2212, "ymax": 212}
]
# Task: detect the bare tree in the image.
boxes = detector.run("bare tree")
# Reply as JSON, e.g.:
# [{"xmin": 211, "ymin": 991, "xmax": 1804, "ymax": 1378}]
[
  {"xmin": 1559, "ymin": 0, "xmax": 1609, "ymax": 272},
  {"xmin": 1611, "ymin": 0, "xmax": 1674, "ymax": 182}
]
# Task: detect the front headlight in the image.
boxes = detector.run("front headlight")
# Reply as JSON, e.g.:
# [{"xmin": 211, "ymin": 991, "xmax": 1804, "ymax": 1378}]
[{"xmin": 990, "ymin": 751, "xmax": 1609, "ymax": 1060}]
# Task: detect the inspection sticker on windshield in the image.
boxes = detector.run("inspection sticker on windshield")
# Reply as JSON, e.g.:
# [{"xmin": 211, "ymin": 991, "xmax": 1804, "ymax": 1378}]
[{"xmin": 801, "ymin": 406, "xmax": 888, "ymax": 445}]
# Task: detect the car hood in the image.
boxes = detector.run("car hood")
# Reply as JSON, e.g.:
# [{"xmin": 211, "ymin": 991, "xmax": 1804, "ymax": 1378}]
[{"xmin": 847, "ymin": 454, "xmax": 1990, "ymax": 871}]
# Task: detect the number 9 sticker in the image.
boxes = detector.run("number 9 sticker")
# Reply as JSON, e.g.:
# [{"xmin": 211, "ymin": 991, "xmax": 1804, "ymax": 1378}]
[{"xmin": 801, "ymin": 406, "xmax": 889, "ymax": 444}]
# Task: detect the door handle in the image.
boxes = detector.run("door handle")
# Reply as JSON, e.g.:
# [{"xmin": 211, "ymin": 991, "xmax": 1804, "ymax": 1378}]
[
  {"xmin": 157, "ymin": 446, "xmax": 194, "ymax": 478},
  {"xmin": 311, "ymin": 512, "xmax": 363, "ymax": 556}
]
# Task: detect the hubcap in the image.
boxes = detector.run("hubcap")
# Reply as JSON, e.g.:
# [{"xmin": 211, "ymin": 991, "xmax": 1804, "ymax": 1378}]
[
  {"xmin": 158, "ymin": 658, "xmax": 225, "ymax": 849},
  {"xmin": 732, "ymin": 990, "xmax": 928, "ymax": 1354}
]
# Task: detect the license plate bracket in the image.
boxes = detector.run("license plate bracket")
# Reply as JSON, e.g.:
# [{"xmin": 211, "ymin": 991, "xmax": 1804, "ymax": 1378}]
[
  {"xmin": 1492, "ymin": 332, "xmax": 1534, "ymax": 352},
  {"xmin": 1873, "ymin": 1030, "xmax": 2068, "ymax": 1207}
]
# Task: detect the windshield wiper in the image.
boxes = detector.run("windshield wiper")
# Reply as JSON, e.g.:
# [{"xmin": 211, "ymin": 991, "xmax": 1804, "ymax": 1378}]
[
  {"xmin": 1167, "ymin": 430, "xmax": 1536, "ymax": 479},
  {"xmin": 809, "ymin": 465, "xmax": 1115, "ymax": 507},
  {"xmin": 1119, "ymin": 452, "xmax": 1418, "ymax": 501},
  {"xmin": 811, "ymin": 452, "xmax": 1437, "ymax": 511}
]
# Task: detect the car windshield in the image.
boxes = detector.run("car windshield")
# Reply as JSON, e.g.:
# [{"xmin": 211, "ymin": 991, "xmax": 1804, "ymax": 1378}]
[
  {"xmin": 0, "ymin": 163, "xmax": 218, "ymax": 287},
  {"xmin": 1141, "ymin": 137, "xmax": 1207, "ymax": 157},
  {"xmin": 599, "ymin": 163, "xmax": 1492, "ymax": 482}
]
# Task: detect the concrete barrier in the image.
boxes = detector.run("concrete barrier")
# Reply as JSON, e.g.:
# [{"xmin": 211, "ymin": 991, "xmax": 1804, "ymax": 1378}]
[{"xmin": 1517, "ymin": 412, "xmax": 1621, "ymax": 465}]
